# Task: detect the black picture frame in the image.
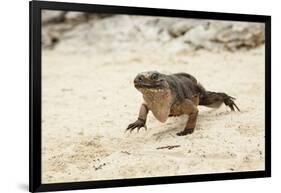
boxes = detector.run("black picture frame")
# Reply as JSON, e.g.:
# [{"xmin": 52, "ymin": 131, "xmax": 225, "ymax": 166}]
[{"xmin": 29, "ymin": 0, "xmax": 271, "ymax": 192}]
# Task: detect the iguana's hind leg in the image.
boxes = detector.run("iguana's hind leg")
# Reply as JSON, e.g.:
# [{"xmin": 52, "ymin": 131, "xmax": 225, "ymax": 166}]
[
  {"xmin": 174, "ymin": 99, "xmax": 199, "ymax": 136},
  {"xmin": 199, "ymin": 91, "xmax": 240, "ymax": 111}
]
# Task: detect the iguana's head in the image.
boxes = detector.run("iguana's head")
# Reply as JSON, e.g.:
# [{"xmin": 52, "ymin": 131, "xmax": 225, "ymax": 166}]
[{"xmin": 134, "ymin": 71, "xmax": 169, "ymax": 94}]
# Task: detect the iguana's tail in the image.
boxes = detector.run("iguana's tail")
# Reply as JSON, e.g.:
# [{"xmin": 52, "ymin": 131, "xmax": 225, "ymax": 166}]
[{"xmin": 196, "ymin": 83, "xmax": 240, "ymax": 111}]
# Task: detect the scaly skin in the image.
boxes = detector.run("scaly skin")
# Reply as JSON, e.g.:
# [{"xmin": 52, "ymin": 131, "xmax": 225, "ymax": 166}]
[{"xmin": 126, "ymin": 71, "xmax": 239, "ymax": 136}]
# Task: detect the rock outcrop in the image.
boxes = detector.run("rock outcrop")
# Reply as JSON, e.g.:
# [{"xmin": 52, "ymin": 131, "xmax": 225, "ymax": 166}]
[{"xmin": 42, "ymin": 11, "xmax": 265, "ymax": 53}]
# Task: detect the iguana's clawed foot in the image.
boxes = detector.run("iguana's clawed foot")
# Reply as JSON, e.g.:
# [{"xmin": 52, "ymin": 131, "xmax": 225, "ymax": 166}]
[
  {"xmin": 126, "ymin": 118, "xmax": 147, "ymax": 133},
  {"xmin": 224, "ymin": 97, "xmax": 240, "ymax": 111},
  {"xmin": 176, "ymin": 128, "xmax": 194, "ymax": 136}
]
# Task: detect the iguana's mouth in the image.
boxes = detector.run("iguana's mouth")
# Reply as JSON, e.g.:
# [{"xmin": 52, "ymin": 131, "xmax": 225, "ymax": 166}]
[
  {"xmin": 134, "ymin": 82, "xmax": 163, "ymax": 89},
  {"xmin": 133, "ymin": 71, "xmax": 168, "ymax": 91}
]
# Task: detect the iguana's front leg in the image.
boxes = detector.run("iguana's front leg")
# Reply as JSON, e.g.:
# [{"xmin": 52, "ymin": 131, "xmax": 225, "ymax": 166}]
[{"xmin": 126, "ymin": 103, "xmax": 149, "ymax": 132}]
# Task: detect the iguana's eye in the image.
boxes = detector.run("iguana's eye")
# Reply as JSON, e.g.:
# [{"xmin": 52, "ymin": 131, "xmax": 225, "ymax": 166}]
[
  {"xmin": 151, "ymin": 73, "xmax": 159, "ymax": 80},
  {"xmin": 137, "ymin": 75, "xmax": 144, "ymax": 81}
]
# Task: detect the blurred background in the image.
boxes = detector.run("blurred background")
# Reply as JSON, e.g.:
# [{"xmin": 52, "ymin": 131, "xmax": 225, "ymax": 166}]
[{"xmin": 42, "ymin": 10, "xmax": 265, "ymax": 54}]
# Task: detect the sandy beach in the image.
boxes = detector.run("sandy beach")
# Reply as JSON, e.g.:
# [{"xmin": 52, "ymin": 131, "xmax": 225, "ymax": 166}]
[{"xmin": 42, "ymin": 45, "xmax": 265, "ymax": 183}]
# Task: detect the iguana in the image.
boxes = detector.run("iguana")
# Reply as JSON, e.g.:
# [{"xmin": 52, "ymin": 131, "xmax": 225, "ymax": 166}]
[{"xmin": 126, "ymin": 71, "xmax": 240, "ymax": 136}]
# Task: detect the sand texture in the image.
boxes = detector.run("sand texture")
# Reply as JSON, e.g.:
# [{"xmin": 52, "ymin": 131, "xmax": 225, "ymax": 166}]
[{"xmin": 42, "ymin": 46, "xmax": 265, "ymax": 183}]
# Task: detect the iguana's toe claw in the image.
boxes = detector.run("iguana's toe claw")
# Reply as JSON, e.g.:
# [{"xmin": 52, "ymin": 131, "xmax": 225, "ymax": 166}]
[
  {"xmin": 126, "ymin": 119, "xmax": 146, "ymax": 133},
  {"xmin": 126, "ymin": 123, "xmax": 138, "ymax": 133},
  {"xmin": 224, "ymin": 97, "xmax": 240, "ymax": 112},
  {"xmin": 176, "ymin": 128, "xmax": 194, "ymax": 136}
]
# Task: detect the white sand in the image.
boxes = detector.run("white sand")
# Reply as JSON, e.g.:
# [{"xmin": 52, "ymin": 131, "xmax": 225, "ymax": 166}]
[{"xmin": 42, "ymin": 46, "xmax": 265, "ymax": 183}]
